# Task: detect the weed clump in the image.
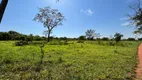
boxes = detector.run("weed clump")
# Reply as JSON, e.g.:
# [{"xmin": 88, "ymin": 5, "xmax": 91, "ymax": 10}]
[
  {"xmin": 58, "ymin": 57, "xmax": 63, "ymax": 63},
  {"xmin": 48, "ymin": 40, "xmax": 68, "ymax": 45}
]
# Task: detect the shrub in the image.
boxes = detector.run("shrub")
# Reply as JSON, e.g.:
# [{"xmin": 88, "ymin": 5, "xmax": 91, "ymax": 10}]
[
  {"xmin": 107, "ymin": 41, "xmax": 115, "ymax": 46},
  {"xmin": 15, "ymin": 41, "xmax": 28, "ymax": 46},
  {"xmin": 63, "ymin": 40, "xmax": 68, "ymax": 45},
  {"xmin": 77, "ymin": 40, "xmax": 84, "ymax": 43}
]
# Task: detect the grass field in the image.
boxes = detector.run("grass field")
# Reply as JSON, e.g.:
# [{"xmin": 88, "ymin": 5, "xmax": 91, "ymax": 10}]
[{"xmin": 0, "ymin": 41, "xmax": 140, "ymax": 80}]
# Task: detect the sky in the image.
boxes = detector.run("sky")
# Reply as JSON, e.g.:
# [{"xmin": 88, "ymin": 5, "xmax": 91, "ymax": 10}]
[{"xmin": 0, "ymin": 0, "xmax": 140, "ymax": 38}]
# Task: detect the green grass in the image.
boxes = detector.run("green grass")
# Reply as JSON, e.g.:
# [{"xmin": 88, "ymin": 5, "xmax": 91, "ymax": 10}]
[{"xmin": 0, "ymin": 41, "xmax": 140, "ymax": 80}]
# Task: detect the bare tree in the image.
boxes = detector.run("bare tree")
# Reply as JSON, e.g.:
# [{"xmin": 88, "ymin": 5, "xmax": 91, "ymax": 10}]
[
  {"xmin": 0, "ymin": 0, "xmax": 8, "ymax": 23},
  {"xmin": 34, "ymin": 7, "xmax": 65, "ymax": 42}
]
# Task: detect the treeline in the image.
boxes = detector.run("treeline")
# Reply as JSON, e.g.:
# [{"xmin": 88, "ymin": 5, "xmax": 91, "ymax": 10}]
[
  {"xmin": 0, "ymin": 30, "xmax": 142, "ymax": 41},
  {"xmin": 0, "ymin": 31, "xmax": 43, "ymax": 41},
  {"xmin": 0, "ymin": 30, "xmax": 77, "ymax": 41}
]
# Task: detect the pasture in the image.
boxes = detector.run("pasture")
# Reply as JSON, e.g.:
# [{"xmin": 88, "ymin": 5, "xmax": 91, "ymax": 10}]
[{"xmin": 0, "ymin": 41, "xmax": 140, "ymax": 80}]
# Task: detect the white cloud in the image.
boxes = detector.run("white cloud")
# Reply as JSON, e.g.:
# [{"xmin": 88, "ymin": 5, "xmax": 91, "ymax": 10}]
[
  {"xmin": 80, "ymin": 9, "xmax": 94, "ymax": 16},
  {"xmin": 121, "ymin": 22, "xmax": 130, "ymax": 26},
  {"xmin": 120, "ymin": 17, "xmax": 129, "ymax": 20},
  {"xmin": 87, "ymin": 9, "xmax": 94, "ymax": 15}
]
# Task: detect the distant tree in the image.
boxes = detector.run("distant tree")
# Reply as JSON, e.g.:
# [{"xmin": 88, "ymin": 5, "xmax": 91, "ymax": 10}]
[
  {"xmin": 95, "ymin": 33, "xmax": 101, "ymax": 39},
  {"xmin": 59, "ymin": 37, "xmax": 67, "ymax": 40},
  {"xmin": 0, "ymin": 32, "xmax": 11, "ymax": 40},
  {"xmin": 34, "ymin": 35, "xmax": 42, "ymax": 41},
  {"xmin": 138, "ymin": 38, "xmax": 142, "ymax": 40},
  {"xmin": 114, "ymin": 33, "xmax": 123, "ymax": 42},
  {"xmin": 102, "ymin": 37, "xmax": 109, "ymax": 41},
  {"xmin": 127, "ymin": 38, "xmax": 136, "ymax": 41},
  {"xmin": 78, "ymin": 35, "xmax": 86, "ymax": 40},
  {"xmin": 19, "ymin": 36, "xmax": 25, "ymax": 41},
  {"xmin": 128, "ymin": 0, "xmax": 142, "ymax": 34},
  {"xmin": 26, "ymin": 34, "xmax": 33, "ymax": 41},
  {"xmin": 85, "ymin": 29, "xmax": 95, "ymax": 40},
  {"xmin": 29, "ymin": 34, "xmax": 33, "ymax": 41},
  {"xmin": 34, "ymin": 7, "xmax": 65, "ymax": 42},
  {"xmin": 8, "ymin": 30, "xmax": 20, "ymax": 40}
]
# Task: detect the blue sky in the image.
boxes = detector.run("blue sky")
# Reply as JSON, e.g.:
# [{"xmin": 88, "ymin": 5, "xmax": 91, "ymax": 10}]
[{"xmin": 0, "ymin": 0, "xmax": 140, "ymax": 38}]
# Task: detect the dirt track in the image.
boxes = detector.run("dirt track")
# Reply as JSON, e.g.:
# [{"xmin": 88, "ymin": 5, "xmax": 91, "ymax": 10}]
[{"xmin": 135, "ymin": 43, "xmax": 142, "ymax": 80}]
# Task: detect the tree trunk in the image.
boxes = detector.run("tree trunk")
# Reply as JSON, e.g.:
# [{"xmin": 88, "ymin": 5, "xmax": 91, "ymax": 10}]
[
  {"xmin": 0, "ymin": 0, "xmax": 8, "ymax": 23},
  {"xmin": 47, "ymin": 31, "xmax": 50, "ymax": 42}
]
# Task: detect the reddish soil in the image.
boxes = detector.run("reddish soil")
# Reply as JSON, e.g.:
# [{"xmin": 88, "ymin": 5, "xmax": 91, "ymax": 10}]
[{"xmin": 135, "ymin": 43, "xmax": 142, "ymax": 80}]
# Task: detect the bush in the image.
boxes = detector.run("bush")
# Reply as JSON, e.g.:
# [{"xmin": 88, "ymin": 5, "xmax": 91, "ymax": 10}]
[
  {"xmin": 63, "ymin": 40, "xmax": 68, "ymax": 45},
  {"xmin": 77, "ymin": 40, "xmax": 84, "ymax": 43},
  {"xmin": 107, "ymin": 41, "xmax": 115, "ymax": 46},
  {"xmin": 15, "ymin": 41, "xmax": 28, "ymax": 46}
]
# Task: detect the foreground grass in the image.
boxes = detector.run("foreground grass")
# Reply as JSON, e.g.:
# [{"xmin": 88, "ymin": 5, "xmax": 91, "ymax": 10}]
[{"xmin": 0, "ymin": 41, "xmax": 140, "ymax": 80}]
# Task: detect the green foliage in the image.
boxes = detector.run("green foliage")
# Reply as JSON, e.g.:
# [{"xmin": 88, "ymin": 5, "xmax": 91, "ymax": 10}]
[
  {"xmin": 0, "ymin": 30, "xmax": 44, "ymax": 41},
  {"xmin": 138, "ymin": 38, "xmax": 142, "ymax": 41},
  {"xmin": 33, "ymin": 35, "xmax": 42, "ymax": 41},
  {"xmin": 102, "ymin": 37, "xmax": 109, "ymax": 41},
  {"xmin": 127, "ymin": 38, "xmax": 136, "ymax": 41},
  {"xmin": 78, "ymin": 35, "xmax": 86, "ymax": 40},
  {"xmin": 114, "ymin": 33, "xmax": 123, "ymax": 42}
]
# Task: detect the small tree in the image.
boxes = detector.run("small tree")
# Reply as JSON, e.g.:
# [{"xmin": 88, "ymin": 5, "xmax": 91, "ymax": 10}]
[
  {"xmin": 114, "ymin": 33, "xmax": 123, "ymax": 42},
  {"xmin": 85, "ymin": 29, "xmax": 95, "ymax": 40},
  {"xmin": 34, "ymin": 6, "xmax": 65, "ymax": 42}
]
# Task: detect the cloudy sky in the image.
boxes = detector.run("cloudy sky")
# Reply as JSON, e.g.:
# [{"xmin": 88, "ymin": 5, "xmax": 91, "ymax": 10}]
[{"xmin": 0, "ymin": 0, "xmax": 140, "ymax": 38}]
